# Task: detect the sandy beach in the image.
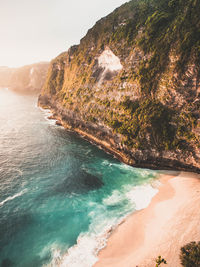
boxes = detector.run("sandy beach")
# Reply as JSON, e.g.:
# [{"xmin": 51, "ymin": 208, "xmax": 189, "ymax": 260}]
[{"xmin": 94, "ymin": 172, "xmax": 200, "ymax": 267}]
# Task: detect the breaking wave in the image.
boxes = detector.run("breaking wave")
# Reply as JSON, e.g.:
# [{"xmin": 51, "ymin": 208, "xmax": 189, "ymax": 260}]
[
  {"xmin": 47, "ymin": 181, "xmax": 158, "ymax": 267},
  {"xmin": 0, "ymin": 189, "xmax": 27, "ymax": 207}
]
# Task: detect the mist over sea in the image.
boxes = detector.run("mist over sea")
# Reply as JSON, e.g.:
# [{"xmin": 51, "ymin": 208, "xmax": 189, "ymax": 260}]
[{"xmin": 0, "ymin": 89, "xmax": 158, "ymax": 267}]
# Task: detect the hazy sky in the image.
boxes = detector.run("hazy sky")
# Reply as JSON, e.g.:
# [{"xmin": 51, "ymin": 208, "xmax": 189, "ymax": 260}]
[{"xmin": 0, "ymin": 0, "xmax": 128, "ymax": 67}]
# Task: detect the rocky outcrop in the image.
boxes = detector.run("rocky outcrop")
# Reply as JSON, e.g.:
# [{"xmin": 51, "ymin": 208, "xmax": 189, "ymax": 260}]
[
  {"xmin": 0, "ymin": 62, "xmax": 49, "ymax": 93},
  {"xmin": 39, "ymin": 0, "xmax": 200, "ymax": 172}
]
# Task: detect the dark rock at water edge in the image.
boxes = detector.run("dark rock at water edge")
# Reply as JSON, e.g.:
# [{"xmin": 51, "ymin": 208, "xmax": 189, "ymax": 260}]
[{"xmin": 54, "ymin": 170, "xmax": 104, "ymax": 195}]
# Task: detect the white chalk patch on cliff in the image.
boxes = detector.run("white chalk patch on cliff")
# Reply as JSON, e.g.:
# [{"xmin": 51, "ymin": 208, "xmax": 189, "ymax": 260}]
[
  {"xmin": 29, "ymin": 68, "xmax": 34, "ymax": 87},
  {"xmin": 97, "ymin": 48, "xmax": 123, "ymax": 85},
  {"xmin": 98, "ymin": 48, "xmax": 122, "ymax": 72},
  {"xmin": 30, "ymin": 67, "xmax": 34, "ymax": 75}
]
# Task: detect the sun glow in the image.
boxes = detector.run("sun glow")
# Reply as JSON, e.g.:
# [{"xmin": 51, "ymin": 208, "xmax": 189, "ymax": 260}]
[{"xmin": 0, "ymin": 0, "xmax": 128, "ymax": 67}]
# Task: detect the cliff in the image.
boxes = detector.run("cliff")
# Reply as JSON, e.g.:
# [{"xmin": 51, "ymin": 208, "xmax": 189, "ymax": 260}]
[
  {"xmin": 39, "ymin": 0, "xmax": 200, "ymax": 172},
  {"xmin": 0, "ymin": 62, "xmax": 49, "ymax": 93},
  {"xmin": 0, "ymin": 67, "xmax": 15, "ymax": 88}
]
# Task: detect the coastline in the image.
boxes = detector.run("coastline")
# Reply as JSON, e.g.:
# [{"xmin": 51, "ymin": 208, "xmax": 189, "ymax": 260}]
[
  {"xmin": 44, "ymin": 109, "xmax": 135, "ymax": 166},
  {"xmin": 38, "ymin": 103, "xmax": 200, "ymax": 173},
  {"xmin": 94, "ymin": 171, "xmax": 200, "ymax": 267},
  {"xmin": 39, "ymin": 107, "xmax": 200, "ymax": 266},
  {"xmin": 40, "ymin": 106, "xmax": 200, "ymax": 266}
]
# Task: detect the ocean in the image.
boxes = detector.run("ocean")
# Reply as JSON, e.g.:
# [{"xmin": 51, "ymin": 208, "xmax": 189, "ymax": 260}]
[{"xmin": 0, "ymin": 88, "xmax": 158, "ymax": 267}]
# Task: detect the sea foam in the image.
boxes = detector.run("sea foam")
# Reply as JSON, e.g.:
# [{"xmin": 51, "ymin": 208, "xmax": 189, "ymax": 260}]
[
  {"xmin": 125, "ymin": 183, "xmax": 158, "ymax": 210},
  {"xmin": 0, "ymin": 189, "xmax": 27, "ymax": 207},
  {"xmin": 47, "ymin": 181, "xmax": 158, "ymax": 267},
  {"xmin": 41, "ymin": 109, "xmax": 56, "ymax": 125}
]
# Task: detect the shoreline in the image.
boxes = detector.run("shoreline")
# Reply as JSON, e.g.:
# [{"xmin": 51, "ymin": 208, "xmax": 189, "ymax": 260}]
[
  {"xmin": 39, "ymin": 104, "xmax": 200, "ymax": 174},
  {"xmin": 51, "ymin": 168, "xmax": 161, "ymax": 267},
  {"xmin": 94, "ymin": 171, "xmax": 200, "ymax": 267}
]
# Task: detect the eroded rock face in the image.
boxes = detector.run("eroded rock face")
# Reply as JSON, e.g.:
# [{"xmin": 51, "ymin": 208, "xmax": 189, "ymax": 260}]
[{"xmin": 39, "ymin": 0, "xmax": 200, "ymax": 172}]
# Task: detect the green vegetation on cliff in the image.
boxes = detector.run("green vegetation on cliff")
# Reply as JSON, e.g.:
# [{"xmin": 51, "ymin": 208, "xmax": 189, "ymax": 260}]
[
  {"xmin": 180, "ymin": 241, "xmax": 200, "ymax": 267},
  {"xmin": 40, "ymin": 0, "xmax": 200, "ymax": 170},
  {"xmin": 106, "ymin": 99, "xmax": 197, "ymax": 151},
  {"xmin": 137, "ymin": 0, "xmax": 200, "ymax": 95}
]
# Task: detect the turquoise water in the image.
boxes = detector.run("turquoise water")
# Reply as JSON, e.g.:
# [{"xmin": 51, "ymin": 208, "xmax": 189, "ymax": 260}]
[{"xmin": 0, "ymin": 89, "xmax": 158, "ymax": 267}]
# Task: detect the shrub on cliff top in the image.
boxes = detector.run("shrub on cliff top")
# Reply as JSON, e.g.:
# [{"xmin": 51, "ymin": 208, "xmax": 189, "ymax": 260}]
[
  {"xmin": 155, "ymin": 256, "xmax": 167, "ymax": 266},
  {"xmin": 180, "ymin": 241, "xmax": 200, "ymax": 267}
]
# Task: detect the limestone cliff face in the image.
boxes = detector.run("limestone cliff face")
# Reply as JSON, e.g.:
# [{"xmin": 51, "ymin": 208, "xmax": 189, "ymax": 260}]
[
  {"xmin": 39, "ymin": 0, "xmax": 200, "ymax": 172},
  {"xmin": 0, "ymin": 62, "xmax": 49, "ymax": 93}
]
